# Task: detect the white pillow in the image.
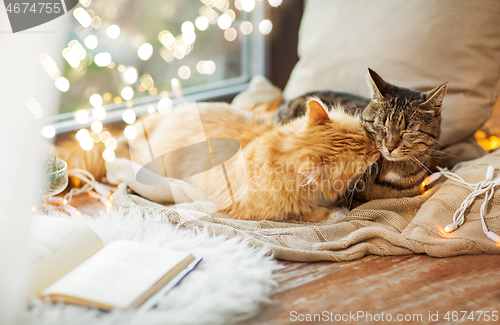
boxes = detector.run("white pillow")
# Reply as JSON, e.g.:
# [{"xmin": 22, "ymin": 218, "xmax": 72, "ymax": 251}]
[{"xmin": 283, "ymin": 0, "xmax": 500, "ymax": 147}]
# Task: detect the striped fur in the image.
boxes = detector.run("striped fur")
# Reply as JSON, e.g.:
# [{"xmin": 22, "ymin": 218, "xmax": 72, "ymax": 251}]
[{"xmin": 273, "ymin": 68, "xmax": 448, "ymax": 203}]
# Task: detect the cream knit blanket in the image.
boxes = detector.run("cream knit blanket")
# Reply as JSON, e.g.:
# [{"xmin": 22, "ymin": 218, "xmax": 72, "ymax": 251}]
[{"xmin": 107, "ymin": 147, "xmax": 500, "ymax": 262}]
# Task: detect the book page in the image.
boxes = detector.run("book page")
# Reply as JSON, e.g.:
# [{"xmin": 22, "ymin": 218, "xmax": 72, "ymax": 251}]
[
  {"xmin": 42, "ymin": 241, "xmax": 192, "ymax": 309},
  {"xmin": 30, "ymin": 216, "xmax": 104, "ymax": 296}
]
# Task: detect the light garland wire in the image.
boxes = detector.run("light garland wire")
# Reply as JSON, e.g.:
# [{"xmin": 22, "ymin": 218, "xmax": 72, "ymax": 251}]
[
  {"xmin": 431, "ymin": 165, "xmax": 500, "ymax": 244},
  {"xmin": 45, "ymin": 168, "xmax": 115, "ymax": 214}
]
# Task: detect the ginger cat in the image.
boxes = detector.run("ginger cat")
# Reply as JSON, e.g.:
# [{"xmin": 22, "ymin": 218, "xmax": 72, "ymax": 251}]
[
  {"xmin": 57, "ymin": 99, "xmax": 379, "ymax": 222},
  {"xmin": 126, "ymin": 99, "xmax": 379, "ymax": 222}
]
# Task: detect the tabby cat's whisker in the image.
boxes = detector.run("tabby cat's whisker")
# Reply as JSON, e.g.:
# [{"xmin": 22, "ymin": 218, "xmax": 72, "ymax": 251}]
[
  {"xmin": 429, "ymin": 149, "xmax": 460, "ymax": 159},
  {"xmin": 408, "ymin": 155, "xmax": 432, "ymax": 174}
]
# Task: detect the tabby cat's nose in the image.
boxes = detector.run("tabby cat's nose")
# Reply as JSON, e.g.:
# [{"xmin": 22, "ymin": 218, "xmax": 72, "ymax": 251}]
[{"xmin": 386, "ymin": 146, "xmax": 396, "ymax": 153}]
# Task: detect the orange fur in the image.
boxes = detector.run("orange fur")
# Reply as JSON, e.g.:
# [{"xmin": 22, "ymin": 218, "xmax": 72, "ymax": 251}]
[
  {"xmin": 132, "ymin": 100, "xmax": 378, "ymax": 222},
  {"xmin": 57, "ymin": 100, "xmax": 379, "ymax": 222}
]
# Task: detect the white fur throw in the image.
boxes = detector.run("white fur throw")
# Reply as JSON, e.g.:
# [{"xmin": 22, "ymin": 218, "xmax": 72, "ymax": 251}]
[{"xmin": 25, "ymin": 208, "xmax": 281, "ymax": 325}]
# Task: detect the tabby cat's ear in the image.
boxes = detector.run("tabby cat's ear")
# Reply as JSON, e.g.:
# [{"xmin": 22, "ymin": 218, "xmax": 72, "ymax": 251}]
[
  {"xmin": 303, "ymin": 98, "xmax": 330, "ymax": 128},
  {"xmin": 420, "ymin": 83, "xmax": 448, "ymax": 113},
  {"xmin": 367, "ymin": 68, "xmax": 391, "ymax": 101}
]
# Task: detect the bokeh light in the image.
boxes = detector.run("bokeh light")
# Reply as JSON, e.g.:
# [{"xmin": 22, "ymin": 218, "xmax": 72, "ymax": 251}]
[
  {"xmin": 203, "ymin": 60, "xmax": 216, "ymax": 75},
  {"xmin": 41, "ymin": 125, "xmax": 56, "ymax": 139},
  {"xmin": 84, "ymin": 35, "xmax": 98, "ymax": 49},
  {"xmin": 89, "ymin": 93, "xmax": 103, "ymax": 107},
  {"xmin": 124, "ymin": 125, "xmax": 138, "ymax": 140},
  {"xmin": 122, "ymin": 109, "xmax": 136, "ymax": 124},
  {"xmin": 178, "ymin": 66, "xmax": 191, "ymax": 79},
  {"xmin": 240, "ymin": 21, "xmax": 253, "ymax": 35},
  {"xmin": 121, "ymin": 87, "xmax": 134, "ymax": 100},
  {"xmin": 241, "ymin": 0, "xmax": 255, "ymax": 12},
  {"xmin": 268, "ymin": 0, "xmax": 282, "ymax": 7},
  {"xmin": 122, "ymin": 67, "xmax": 138, "ymax": 84},
  {"xmin": 91, "ymin": 120, "xmax": 103, "ymax": 133},
  {"xmin": 76, "ymin": 129, "xmax": 90, "ymax": 142},
  {"xmin": 102, "ymin": 149, "xmax": 116, "ymax": 162},
  {"xmin": 157, "ymin": 97, "xmax": 173, "ymax": 115},
  {"xmin": 106, "ymin": 25, "xmax": 120, "ymax": 39},
  {"xmin": 75, "ymin": 110, "xmax": 89, "ymax": 124},
  {"xmin": 224, "ymin": 28, "xmax": 237, "ymax": 41},
  {"xmin": 94, "ymin": 52, "xmax": 112, "ymax": 67},
  {"xmin": 259, "ymin": 20, "xmax": 273, "ymax": 35},
  {"xmin": 55, "ymin": 77, "xmax": 70, "ymax": 92},
  {"xmin": 218, "ymin": 14, "xmax": 232, "ymax": 30},
  {"xmin": 138, "ymin": 43, "xmax": 153, "ymax": 61},
  {"xmin": 92, "ymin": 107, "xmax": 106, "ymax": 120},
  {"xmin": 195, "ymin": 16, "xmax": 209, "ymax": 31}
]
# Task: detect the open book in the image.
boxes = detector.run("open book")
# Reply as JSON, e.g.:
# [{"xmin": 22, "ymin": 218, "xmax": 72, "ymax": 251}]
[{"xmin": 30, "ymin": 216, "xmax": 200, "ymax": 311}]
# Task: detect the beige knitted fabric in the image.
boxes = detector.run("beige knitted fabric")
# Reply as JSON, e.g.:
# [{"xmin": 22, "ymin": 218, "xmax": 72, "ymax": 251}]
[{"xmin": 107, "ymin": 150, "xmax": 500, "ymax": 262}]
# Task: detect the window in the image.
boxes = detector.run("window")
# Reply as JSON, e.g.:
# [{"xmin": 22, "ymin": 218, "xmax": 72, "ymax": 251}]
[{"xmin": 50, "ymin": 0, "xmax": 271, "ymax": 133}]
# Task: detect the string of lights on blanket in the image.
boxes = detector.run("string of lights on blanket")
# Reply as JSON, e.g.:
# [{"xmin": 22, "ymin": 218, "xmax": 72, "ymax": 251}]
[
  {"xmin": 45, "ymin": 168, "xmax": 115, "ymax": 214},
  {"xmin": 424, "ymin": 165, "xmax": 500, "ymax": 244}
]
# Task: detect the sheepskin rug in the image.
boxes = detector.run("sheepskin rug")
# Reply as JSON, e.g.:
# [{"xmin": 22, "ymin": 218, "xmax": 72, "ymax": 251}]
[{"xmin": 24, "ymin": 207, "xmax": 281, "ymax": 325}]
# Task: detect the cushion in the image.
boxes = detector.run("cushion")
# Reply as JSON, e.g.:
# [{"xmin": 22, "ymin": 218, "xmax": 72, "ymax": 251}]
[{"xmin": 283, "ymin": 0, "xmax": 500, "ymax": 147}]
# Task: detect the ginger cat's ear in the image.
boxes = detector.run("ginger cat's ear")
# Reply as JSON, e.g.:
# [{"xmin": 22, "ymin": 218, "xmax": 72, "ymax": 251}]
[{"xmin": 303, "ymin": 98, "xmax": 330, "ymax": 128}]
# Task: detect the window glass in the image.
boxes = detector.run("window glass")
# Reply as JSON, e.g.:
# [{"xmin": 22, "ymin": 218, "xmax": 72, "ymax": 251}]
[{"xmin": 57, "ymin": 0, "xmax": 264, "ymax": 116}]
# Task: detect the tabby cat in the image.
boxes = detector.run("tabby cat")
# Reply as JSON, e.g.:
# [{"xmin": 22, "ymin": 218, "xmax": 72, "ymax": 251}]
[{"xmin": 272, "ymin": 68, "xmax": 448, "ymax": 203}]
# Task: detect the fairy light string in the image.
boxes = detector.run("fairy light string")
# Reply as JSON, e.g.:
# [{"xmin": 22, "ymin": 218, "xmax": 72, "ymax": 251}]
[
  {"xmin": 426, "ymin": 165, "xmax": 500, "ymax": 244},
  {"xmin": 45, "ymin": 168, "xmax": 115, "ymax": 214}
]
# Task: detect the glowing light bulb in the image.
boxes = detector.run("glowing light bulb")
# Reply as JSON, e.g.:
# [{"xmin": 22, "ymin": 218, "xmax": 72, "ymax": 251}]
[
  {"xmin": 268, "ymin": 0, "xmax": 282, "ymax": 7},
  {"xmin": 444, "ymin": 223, "xmax": 458, "ymax": 233}
]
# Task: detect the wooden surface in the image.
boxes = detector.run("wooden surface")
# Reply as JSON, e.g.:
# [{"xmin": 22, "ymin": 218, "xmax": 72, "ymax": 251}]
[
  {"xmin": 69, "ymin": 194, "xmax": 500, "ymax": 325},
  {"xmin": 246, "ymin": 255, "xmax": 500, "ymax": 325}
]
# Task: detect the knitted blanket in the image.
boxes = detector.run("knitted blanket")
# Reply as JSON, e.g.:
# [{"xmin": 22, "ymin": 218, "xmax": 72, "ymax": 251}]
[{"xmin": 107, "ymin": 148, "xmax": 500, "ymax": 262}]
